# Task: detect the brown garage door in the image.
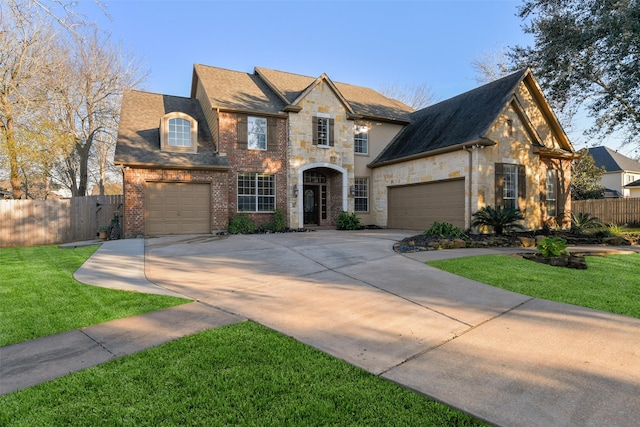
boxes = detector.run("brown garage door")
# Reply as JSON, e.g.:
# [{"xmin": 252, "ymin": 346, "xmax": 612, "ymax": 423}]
[
  {"xmin": 146, "ymin": 182, "xmax": 211, "ymax": 235},
  {"xmin": 388, "ymin": 179, "xmax": 465, "ymax": 230}
]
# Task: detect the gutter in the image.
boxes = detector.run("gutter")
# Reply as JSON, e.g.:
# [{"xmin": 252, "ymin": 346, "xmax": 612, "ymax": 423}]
[{"xmin": 369, "ymin": 138, "xmax": 495, "ymax": 169}]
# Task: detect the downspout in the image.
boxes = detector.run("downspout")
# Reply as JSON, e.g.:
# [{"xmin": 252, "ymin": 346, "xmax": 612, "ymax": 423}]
[
  {"xmin": 463, "ymin": 146, "xmax": 473, "ymax": 230},
  {"xmin": 463, "ymin": 144, "xmax": 483, "ymax": 230}
]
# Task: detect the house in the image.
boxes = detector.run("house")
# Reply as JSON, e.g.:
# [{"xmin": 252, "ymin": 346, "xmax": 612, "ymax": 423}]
[
  {"xmin": 588, "ymin": 146, "xmax": 640, "ymax": 198},
  {"xmin": 115, "ymin": 65, "xmax": 575, "ymax": 237}
]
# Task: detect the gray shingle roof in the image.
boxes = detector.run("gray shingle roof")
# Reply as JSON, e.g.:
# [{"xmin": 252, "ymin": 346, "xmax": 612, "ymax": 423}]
[
  {"xmin": 369, "ymin": 69, "xmax": 529, "ymax": 167},
  {"xmin": 588, "ymin": 146, "xmax": 640, "ymax": 173},
  {"xmin": 114, "ymin": 90, "xmax": 229, "ymax": 169}
]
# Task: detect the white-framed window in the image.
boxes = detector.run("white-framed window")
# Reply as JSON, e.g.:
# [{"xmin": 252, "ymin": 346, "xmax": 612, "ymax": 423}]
[
  {"xmin": 354, "ymin": 125, "xmax": 368, "ymax": 154},
  {"xmin": 503, "ymin": 164, "xmax": 518, "ymax": 210},
  {"xmin": 160, "ymin": 112, "xmax": 198, "ymax": 153},
  {"xmin": 237, "ymin": 172, "xmax": 275, "ymax": 212},
  {"xmin": 248, "ymin": 116, "xmax": 267, "ymax": 151},
  {"xmin": 354, "ymin": 177, "xmax": 369, "ymax": 212},
  {"xmin": 312, "ymin": 116, "xmax": 334, "ymax": 147},
  {"xmin": 546, "ymin": 169, "xmax": 557, "ymax": 217},
  {"xmin": 317, "ymin": 117, "xmax": 329, "ymax": 146},
  {"xmin": 168, "ymin": 118, "xmax": 191, "ymax": 147}
]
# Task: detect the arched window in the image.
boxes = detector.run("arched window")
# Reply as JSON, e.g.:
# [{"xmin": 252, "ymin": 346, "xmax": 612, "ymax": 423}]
[
  {"xmin": 160, "ymin": 113, "xmax": 197, "ymax": 153},
  {"xmin": 168, "ymin": 117, "xmax": 191, "ymax": 147}
]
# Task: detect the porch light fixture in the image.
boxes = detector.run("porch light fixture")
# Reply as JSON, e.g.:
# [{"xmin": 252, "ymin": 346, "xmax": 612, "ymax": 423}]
[
  {"xmin": 349, "ymin": 185, "xmax": 356, "ymax": 196},
  {"xmin": 293, "ymin": 184, "xmax": 298, "ymax": 197}
]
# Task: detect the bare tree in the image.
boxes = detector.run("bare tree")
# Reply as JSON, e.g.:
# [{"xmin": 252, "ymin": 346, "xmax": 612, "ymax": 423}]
[
  {"xmin": 471, "ymin": 47, "xmax": 511, "ymax": 84},
  {"xmin": 51, "ymin": 29, "xmax": 145, "ymax": 196},
  {"xmin": 0, "ymin": 1, "xmax": 57, "ymax": 198},
  {"xmin": 378, "ymin": 82, "xmax": 437, "ymax": 110}
]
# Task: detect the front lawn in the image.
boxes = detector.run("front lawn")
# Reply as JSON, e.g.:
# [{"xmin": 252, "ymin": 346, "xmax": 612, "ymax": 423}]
[
  {"xmin": 0, "ymin": 245, "xmax": 189, "ymax": 346},
  {"xmin": 428, "ymin": 254, "xmax": 640, "ymax": 319},
  {"xmin": 0, "ymin": 322, "xmax": 486, "ymax": 426}
]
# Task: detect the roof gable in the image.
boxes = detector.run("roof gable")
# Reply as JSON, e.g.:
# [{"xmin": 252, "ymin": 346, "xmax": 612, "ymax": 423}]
[
  {"xmin": 370, "ymin": 69, "xmax": 574, "ymax": 167},
  {"xmin": 589, "ymin": 146, "xmax": 640, "ymax": 172},
  {"xmin": 254, "ymin": 66, "xmax": 413, "ymax": 122}
]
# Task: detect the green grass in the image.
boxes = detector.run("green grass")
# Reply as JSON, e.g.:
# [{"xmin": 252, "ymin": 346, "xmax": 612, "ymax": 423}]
[
  {"xmin": 0, "ymin": 322, "xmax": 486, "ymax": 426},
  {"xmin": 428, "ymin": 254, "xmax": 640, "ymax": 319},
  {"xmin": 0, "ymin": 245, "xmax": 189, "ymax": 346}
]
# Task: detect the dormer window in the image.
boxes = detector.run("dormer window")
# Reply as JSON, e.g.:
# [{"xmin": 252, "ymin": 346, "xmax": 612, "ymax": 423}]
[{"xmin": 160, "ymin": 112, "xmax": 197, "ymax": 153}]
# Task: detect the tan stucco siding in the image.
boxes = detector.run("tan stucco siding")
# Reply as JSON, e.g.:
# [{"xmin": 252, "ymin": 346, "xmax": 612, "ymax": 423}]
[{"xmin": 354, "ymin": 122, "xmax": 404, "ymax": 225}]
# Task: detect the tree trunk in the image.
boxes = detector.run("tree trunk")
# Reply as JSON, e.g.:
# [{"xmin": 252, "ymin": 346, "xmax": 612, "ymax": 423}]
[{"xmin": 4, "ymin": 118, "xmax": 23, "ymax": 199}]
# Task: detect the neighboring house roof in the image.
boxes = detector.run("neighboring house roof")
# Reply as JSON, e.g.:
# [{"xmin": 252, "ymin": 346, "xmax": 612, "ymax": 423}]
[
  {"xmin": 604, "ymin": 188, "xmax": 624, "ymax": 197},
  {"xmin": 114, "ymin": 90, "xmax": 229, "ymax": 169},
  {"xmin": 369, "ymin": 70, "xmax": 529, "ymax": 166},
  {"xmin": 624, "ymin": 179, "xmax": 640, "ymax": 188},
  {"xmin": 588, "ymin": 146, "xmax": 640, "ymax": 173}
]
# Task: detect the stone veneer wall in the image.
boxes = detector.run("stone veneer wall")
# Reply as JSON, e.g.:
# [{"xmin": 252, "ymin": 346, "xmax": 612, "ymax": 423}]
[
  {"xmin": 372, "ymin": 88, "xmax": 572, "ymax": 231},
  {"xmin": 372, "ymin": 150, "xmax": 470, "ymax": 227},
  {"xmin": 217, "ymin": 112, "xmax": 289, "ymax": 228},
  {"xmin": 122, "ymin": 168, "xmax": 229, "ymax": 238},
  {"xmin": 287, "ymin": 80, "xmax": 355, "ymax": 228}
]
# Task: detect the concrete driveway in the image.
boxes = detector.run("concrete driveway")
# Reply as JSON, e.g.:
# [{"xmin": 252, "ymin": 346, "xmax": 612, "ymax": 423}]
[{"xmin": 143, "ymin": 229, "xmax": 640, "ymax": 427}]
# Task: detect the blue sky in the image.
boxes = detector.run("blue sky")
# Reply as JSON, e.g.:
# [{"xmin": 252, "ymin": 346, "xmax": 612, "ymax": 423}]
[{"xmin": 77, "ymin": 0, "xmax": 628, "ymax": 154}]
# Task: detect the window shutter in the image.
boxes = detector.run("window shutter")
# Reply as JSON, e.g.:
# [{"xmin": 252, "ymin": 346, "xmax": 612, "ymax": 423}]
[
  {"xmin": 312, "ymin": 117, "xmax": 318, "ymax": 145},
  {"xmin": 494, "ymin": 163, "xmax": 504, "ymax": 208},
  {"xmin": 267, "ymin": 117, "xmax": 277, "ymax": 152},
  {"xmin": 329, "ymin": 118, "xmax": 335, "ymax": 147},
  {"xmin": 518, "ymin": 165, "xmax": 526, "ymax": 211},
  {"xmin": 556, "ymin": 172, "xmax": 565, "ymax": 217},
  {"xmin": 237, "ymin": 114, "xmax": 248, "ymax": 148}
]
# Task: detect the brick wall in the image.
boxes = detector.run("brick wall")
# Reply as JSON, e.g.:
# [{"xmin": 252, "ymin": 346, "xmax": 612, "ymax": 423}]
[
  {"xmin": 218, "ymin": 112, "xmax": 289, "ymax": 228},
  {"xmin": 122, "ymin": 167, "xmax": 229, "ymax": 238}
]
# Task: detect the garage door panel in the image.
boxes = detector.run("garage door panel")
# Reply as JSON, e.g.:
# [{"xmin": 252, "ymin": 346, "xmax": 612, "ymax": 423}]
[
  {"xmin": 388, "ymin": 179, "xmax": 465, "ymax": 230},
  {"xmin": 146, "ymin": 182, "xmax": 211, "ymax": 236}
]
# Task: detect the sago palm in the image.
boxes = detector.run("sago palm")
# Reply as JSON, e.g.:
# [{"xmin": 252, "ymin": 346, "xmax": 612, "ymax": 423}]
[{"xmin": 471, "ymin": 205, "xmax": 525, "ymax": 235}]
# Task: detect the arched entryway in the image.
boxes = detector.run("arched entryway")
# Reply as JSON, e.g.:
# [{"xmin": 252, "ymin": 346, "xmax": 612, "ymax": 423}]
[{"xmin": 297, "ymin": 163, "xmax": 348, "ymax": 227}]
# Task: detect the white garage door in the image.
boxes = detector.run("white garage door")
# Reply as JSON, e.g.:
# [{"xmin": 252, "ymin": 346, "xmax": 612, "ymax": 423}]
[
  {"xmin": 146, "ymin": 182, "xmax": 211, "ymax": 236},
  {"xmin": 388, "ymin": 179, "xmax": 465, "ymax": 230}
]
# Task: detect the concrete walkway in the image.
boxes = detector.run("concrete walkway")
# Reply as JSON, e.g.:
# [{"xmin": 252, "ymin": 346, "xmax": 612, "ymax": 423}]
[{"xmin": 2, "ymin": 231, "xmax": 640, "ymax": 427}]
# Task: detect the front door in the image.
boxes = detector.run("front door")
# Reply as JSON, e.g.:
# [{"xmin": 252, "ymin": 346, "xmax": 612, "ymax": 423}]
[{"xmin": 303, "ymin": 186, "xmax": 319, "ymax": 225}]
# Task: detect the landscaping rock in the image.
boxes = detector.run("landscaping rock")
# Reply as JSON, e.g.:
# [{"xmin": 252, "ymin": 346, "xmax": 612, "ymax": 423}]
[
  {"xmin": 519, "ymin": 237, "xmax": 536, "ymax": 248},
  {"xmin": 603, "ymin": 236, "xmax": 630, "ymax": 246},
  {"xmin": 452, "ymin": 238, "xmax": 467, "ymax": 248}
]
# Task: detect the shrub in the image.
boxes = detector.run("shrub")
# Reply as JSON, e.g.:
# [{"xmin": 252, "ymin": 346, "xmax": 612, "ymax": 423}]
[
  {"xmin": 569, "ymin": 212, "xmax": 603, "ymax": 235},
  {"xmin": 471, "ymin": 206, "xmax": 525, "ymax": 235},
  {"xmin": 260, "ymin": 208, "xmax": 287, "ymax": 232},
  {"xmin": 228, "ymin": 213, "xmax": 255, "ymax": 234},
  {"xmin": 536, "ymin": 237, "xmax": 569, "ymax": 257},
  {"xmin": 336, "ymin": 211, "xmax": 362, "ymax": 230},
  {"xmin": 607, "ymin": 223, "xmax": 623, "ymax": 236},
  {"xmin": 272, "ymin": 208, "xmax": 287, "ymax": 231},
  {"xmin": 423, "ymin": 221, "xmax": 467, "ymax": 239}
]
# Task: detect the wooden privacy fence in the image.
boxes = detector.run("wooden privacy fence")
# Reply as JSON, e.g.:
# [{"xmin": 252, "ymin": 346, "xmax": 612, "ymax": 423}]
[
  {"xmin": 0, "ymin": 195, "xmax": 123, "ymax": 247},
  {"xmin": 572, "ymin": 198, "xmax": 640, "ymax": 225}
]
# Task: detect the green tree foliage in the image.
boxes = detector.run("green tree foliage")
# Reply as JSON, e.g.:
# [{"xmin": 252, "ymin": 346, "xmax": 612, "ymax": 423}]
[
  {"xmin": 511, "ymin": 0, "xmax": 640, "ymax": 145},
  {"xmin": 571, "ymin": 148, "xmax": 605, "ymax": 200}
]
